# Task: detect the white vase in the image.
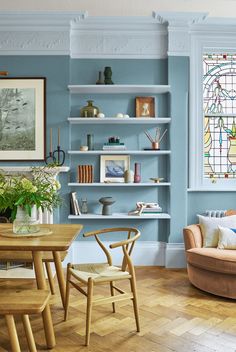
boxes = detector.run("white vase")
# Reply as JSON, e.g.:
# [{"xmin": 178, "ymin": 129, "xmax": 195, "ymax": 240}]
[{"xmin": 13, "ymin": 205, "xmax": 40, "ymax": 234}]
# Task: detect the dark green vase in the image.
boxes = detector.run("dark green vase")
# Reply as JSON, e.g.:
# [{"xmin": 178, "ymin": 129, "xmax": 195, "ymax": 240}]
[{"xmin": 104, "ymin": 67, "xmax": 114, "ymax": 85}]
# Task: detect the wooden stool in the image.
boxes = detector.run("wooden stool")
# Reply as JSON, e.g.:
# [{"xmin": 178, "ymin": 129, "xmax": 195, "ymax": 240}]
[
  {"xmin": 0, "ymin": 250, "xmax": 67, "ymax": 295},
  {"xmin": 0, "ymin": 289, "xmax": 50, "ymax": 352}
]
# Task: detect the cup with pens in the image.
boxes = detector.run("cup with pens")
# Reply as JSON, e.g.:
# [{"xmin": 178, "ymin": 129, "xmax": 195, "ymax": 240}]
[
  {"xmin": 144, "ymin": 128, "xmax": 167, "ymax": 150},
  {"xmin": 46, "ymin": 127, "xmax": 65, "ymax": 166}
]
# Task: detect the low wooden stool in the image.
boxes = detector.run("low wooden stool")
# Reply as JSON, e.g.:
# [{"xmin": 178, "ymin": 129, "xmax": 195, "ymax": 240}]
[
  {"xmin": 0, "ymin": 250, "xmax": 68, "ymax": 295},
  {"xmin": 0, "ymin": 289, "xmax": 50, "ymax": 352}
]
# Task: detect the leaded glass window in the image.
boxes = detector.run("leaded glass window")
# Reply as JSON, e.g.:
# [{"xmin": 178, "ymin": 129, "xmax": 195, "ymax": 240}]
[{"xmin": 203, "ymin": 53, "xmax": 236, "ymax": 180}]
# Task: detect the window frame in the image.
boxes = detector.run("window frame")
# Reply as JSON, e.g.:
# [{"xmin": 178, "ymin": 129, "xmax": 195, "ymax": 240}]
[{"xmin": 189, "ymin": 32, "xmax": 236, "ymax": 191}]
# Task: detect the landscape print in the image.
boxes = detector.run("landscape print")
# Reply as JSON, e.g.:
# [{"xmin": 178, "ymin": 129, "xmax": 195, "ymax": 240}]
[{"xmin": 0, "ymin": 87, "xmax": 35, "ymax": 151}]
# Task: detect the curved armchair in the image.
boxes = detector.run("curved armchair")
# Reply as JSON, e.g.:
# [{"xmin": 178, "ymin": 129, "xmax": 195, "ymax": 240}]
[{"xmin": 64, "ymin": 227, "xmax": 141, "ymax": 346}]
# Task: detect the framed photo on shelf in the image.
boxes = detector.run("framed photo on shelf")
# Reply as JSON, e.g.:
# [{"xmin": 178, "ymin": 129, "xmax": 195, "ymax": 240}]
[
  {"xmin": 135, "ymin": 96, "xmax": 155, "ymax": 118},
  {"xmin": 100, "ymin": 155, "xmax": 130, "ymax": 183},
  {"xmin": 0, "ymin": 77, "xmax": 46, "ymax": 161}
]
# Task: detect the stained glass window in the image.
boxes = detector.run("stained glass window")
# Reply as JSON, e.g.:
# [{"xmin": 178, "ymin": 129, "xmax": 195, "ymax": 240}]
[{"xmin": 203, "ymin": 53, "xmax": 236, "ymax": 179}]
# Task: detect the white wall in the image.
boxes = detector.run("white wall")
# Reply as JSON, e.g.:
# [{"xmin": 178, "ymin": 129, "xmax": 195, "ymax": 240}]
[{"xmin": 0, "ymin": 0, "xmax": 236, "ymax": 18}]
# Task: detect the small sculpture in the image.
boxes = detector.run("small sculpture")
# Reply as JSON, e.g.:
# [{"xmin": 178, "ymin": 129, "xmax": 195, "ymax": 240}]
[
  {"xmin": 99, "ymin": 197, "xmax": 115, "ymax": 215},
  {"xmin": 96, "ymin": 71, "xmax": 103, "ymax": 85},
  {"xmin": 104, "ymin": 66, "xmax": 114, "ymax": 85}
]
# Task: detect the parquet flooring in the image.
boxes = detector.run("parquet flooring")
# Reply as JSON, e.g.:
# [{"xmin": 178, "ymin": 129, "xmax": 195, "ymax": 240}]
[{"xmin": 1, "ymin": 267, "xmax": 236, "ymax": 351}]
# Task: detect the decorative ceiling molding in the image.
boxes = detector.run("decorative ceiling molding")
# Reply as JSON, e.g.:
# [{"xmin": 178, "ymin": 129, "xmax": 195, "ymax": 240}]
[
  {"xmin": 0, "ymin": 11, "xmax": 87, "ymax": 55},
  {"xmin": 154, "ymin": 11, "xmax": 208, "ymax": 56},
  {"xmin": 70, "ymin": 16, "xmax": 167, "ymax": 59}
]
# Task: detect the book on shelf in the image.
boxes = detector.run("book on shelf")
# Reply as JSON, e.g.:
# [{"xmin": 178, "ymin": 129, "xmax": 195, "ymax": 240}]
[
  {"xmin": 142, "ymin": 206, "xmax": 162, "ymax": 213},
  {"xmin": 102, "ymin": 146, "xmax": 127, "ymax": 150},
  {"xmin": 77, "ymin": 165, "xmax": 93, "ymax": 183},
  {"xmin": 70, "ymin": 192, "xmax": 81, "ymax": 215}
]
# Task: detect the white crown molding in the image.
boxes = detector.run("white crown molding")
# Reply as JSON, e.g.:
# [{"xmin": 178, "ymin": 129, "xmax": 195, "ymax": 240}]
[
  {"xmin": 70, "ymin": 16, "xmax": 167, "ymax": 59},
  {"xmin": 0, "ymin": 11, "xmax": 87, "ymax": 55},
  {"xmin": 154, "ymin": 11, "xmax": 208, "ymax": 56}
]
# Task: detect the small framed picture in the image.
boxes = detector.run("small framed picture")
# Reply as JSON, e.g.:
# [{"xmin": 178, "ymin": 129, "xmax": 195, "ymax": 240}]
[
  {"xmin": 135, "ymin": 97, "xmax": 155, "ymax": 118},
  {"xmin": 100, "ymin": 155, "xmax": 130, "ymax": 183}
]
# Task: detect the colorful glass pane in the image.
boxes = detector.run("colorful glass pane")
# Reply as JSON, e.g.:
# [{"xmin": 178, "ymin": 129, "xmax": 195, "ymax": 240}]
[{"xmin": 203, "ymin": 53, "xmax": 236, "ymax": 179}]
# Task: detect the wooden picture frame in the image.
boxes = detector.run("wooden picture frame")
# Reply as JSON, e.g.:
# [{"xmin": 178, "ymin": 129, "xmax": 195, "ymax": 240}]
[
  {"xmin": 135, "ymin": 96, "xmax": 155, "ymax": 118},
  {"xmin": 0, "ymin": 77, "xmax": 46, "ymax": 161},
  {"xmin": 100, "ymin": 155, "xmax": 130, "ymax": 183}
]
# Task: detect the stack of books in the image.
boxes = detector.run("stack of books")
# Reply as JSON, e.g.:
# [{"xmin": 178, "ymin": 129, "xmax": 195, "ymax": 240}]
[
  {"xmin": 142, "ymin": 205, "xmax": 162, "ymax": 214},
  {"xmin": 70, "ymin": 192, "xmax": 81, "ymax": 215},
  {"xmin": 102, "ymin": 142, "xmax": 126, "ymax": 151}
]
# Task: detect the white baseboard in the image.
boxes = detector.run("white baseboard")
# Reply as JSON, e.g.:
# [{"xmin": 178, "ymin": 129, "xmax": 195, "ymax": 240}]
[
  {"xmin": 165, "ymin": 243, "xmax": 186, "ymax": 268},
  {"xmin": 63, "ymin": 241, "xmax": 186, "ymax": 268}
]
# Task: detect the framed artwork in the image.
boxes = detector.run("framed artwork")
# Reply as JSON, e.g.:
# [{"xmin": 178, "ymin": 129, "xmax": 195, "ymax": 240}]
[
  {"xmin": 135, "ymin": 96, "xmax": 155, "ymax": 118},
  {"xmin": 0, "ymin": 77, "xmax": 46, "ymax": 161},
  {"xmin": 100, "ymin": 155, "xmax": 130, "ymax": 183}
]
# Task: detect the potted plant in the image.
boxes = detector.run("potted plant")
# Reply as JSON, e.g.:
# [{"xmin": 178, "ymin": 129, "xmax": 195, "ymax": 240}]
[{"xmin": 0, "ymin": 166, "xmax": 61, "ymax": 234}]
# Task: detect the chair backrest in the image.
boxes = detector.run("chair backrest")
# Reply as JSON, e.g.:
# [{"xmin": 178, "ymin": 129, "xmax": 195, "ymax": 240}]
[
  {"xmin": 183, "ymin": 224, "xmax": 203, "ymax": 250},
  {"xmin": 83, "ymin": 227, "xmax": 140, "ymax": 274}
]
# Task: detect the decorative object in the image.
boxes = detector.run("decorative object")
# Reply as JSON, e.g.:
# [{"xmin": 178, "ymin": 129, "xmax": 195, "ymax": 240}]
[
  {"xmin": 96, "ymin": 71, "xmax": 103, "ymax": 85},
  {"xmin": 144, "ymin": 128, "xmax": 167, "ymax": 150},
  {"xmin": 0, "ymin": 227, "xmax": 52, "ymax": 238},
  {"xmin": 81, "ymin": 198, "xmax": 88, "ymax": 214},
  {"xmin": 124, "ymin": 169, "xmax": 134, "ymax": 183},
  {"xmin": 80, "ymin": 100, "xmax": 100, "ymax": 118},
  {"xmin": 135, "ymin": 97, "xmax": 155, "ymax": 118},
  {"xmin": 123, "ymin": 114, "xmax": 130, "ymax": 118},
  {"xmin": 87, "ymin": 134, "xmax": 94, "ymax": 150},
  {"xmin": 77, "ymin": 165, "xmax": 93, "ymax": 183},
  {"xmin": 97, "ymin": 112, "xmax": 105, "ymax": 118},
  {"xmin": 134, "ymin": 163, "xmax": 141, "ymax": 183},
  {"xmin": 128, "ymin": 202, "xmax": 162, "ymax": 216},
  {"xmin": 0, "ymin": 77, "xmax": 46, "ymax": 161},
  {"xmin": 100, "ymin": 155, "xmax": 130, "ymax": 183},
  {"xmin": 0, "ymin": 166, "xmax": 61, "ymax": 234},
  {"xmin": 80, "ymin": 145, "xmax": 89, "ymax": 151},
  {"xmin": 116, "ymin": 113, "xmax": 124, "ymax": 118},
  {"xmin": 150, "ymin": 177, "xmax": 164, "ymax": 183},
  {"xmin": 104, "ymin": 66, "xmax": 114, "ymax": 85},
  {"xmin": 99, "ymin": 196, "xmax": 115, "ymax": 215}
]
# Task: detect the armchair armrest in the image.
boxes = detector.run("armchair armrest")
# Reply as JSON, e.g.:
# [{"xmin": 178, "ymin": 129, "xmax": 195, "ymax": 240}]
[{"xmin": 183, "ymin": 224, "xmax": 203, "ymax": 250}]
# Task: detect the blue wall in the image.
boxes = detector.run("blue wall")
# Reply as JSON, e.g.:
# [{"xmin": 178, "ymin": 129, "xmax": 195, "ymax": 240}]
[{"xmin": 1, "ymin": 55, "xmax": 232, "ymax": 244}]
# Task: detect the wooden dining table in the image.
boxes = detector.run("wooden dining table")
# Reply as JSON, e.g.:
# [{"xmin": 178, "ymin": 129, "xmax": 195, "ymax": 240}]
[{"xmin": 0, "ymin": 223, "xmax": 83, "ymax": 349}]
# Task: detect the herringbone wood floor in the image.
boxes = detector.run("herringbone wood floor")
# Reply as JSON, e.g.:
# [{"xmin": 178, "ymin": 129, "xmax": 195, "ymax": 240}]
[{"xmin": 1, "ymin": 267, "xmax": 236, "ymax": 352}]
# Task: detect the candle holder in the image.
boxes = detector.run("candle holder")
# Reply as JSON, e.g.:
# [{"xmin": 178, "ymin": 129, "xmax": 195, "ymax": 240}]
[
  {"xmin": 53, "ymin": 146, "xmax": 65, "ymax": 166},
  {"xmin": 45, "ymin": 152, "xmax": 56, "ymax": 165}
]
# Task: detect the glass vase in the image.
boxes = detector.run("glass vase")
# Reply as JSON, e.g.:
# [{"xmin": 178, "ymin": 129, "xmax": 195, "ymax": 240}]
[{"xmin": 13, "ymin": 205, "xmax": 40, "ymax": 234}]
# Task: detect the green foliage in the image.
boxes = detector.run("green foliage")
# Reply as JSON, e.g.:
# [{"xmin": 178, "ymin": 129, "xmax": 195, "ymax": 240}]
[{"xmin": 0, "ymin": 166, "xmax": 62, "ymax": 220}]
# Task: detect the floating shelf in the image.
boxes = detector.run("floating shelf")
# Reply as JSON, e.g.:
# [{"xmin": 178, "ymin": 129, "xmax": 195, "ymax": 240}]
[
  {"xmin": 67, "ymin": 117, "xmax": 171, "ymax": 124},
  {"xmin": 68, "ymin": 84, "xmax": 171, "ymax": 94},
  {"xmin": 68, "ymin": 150, "xmax": 171, "ymax": 155},
  {"xmin": 68, "ymin": 213, "xmax": 171, "ymax": 220},
  {"xmin": 68, "ymin": 182, "xmax": 170, "ymax": 187}
]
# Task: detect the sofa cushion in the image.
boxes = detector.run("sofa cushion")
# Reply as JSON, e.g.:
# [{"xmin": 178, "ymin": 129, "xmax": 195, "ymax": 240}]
[
  {"xmin": 186, "ymin": 247, "xmax": 236, "ymax": 274},
  {"xmin": 218, "ymin": 226, "xmax": 236, "ymax": 249},
  {"xmin": 198, "ymin": 214, "xmax": 236, "ymax": 247}
]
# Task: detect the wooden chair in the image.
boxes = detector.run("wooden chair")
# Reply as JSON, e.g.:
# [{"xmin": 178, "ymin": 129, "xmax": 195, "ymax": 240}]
[
  {"xmin": 64, "ymin": 227, "xmax": 141, "ymax": 346},
  {"xmin": 0, "ymin": 250, "xmax": 67, "ymax": 295},
  {"xmin": 0, "ymin": 289, "xmax": 50, "ymax": 352}
]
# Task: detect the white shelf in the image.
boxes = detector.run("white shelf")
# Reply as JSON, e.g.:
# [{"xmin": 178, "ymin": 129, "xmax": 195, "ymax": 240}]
[
  {"xmin": 68, "ymin": 84, "xmax": 171, "ymax": 94},
  {"xmin": 68, "ymin": 213, "xmax": 171, "ymax": 220},
  {"xmin": 68, "ymin": 182, "xmax": 171, "ymax": 187},
  {"xmin": 67, "ymin": 117, "xmax": 171, "ymax": 124},
  {"xmin": 68, "ymin": 150, "xmax": 171, "ymax": 155}
]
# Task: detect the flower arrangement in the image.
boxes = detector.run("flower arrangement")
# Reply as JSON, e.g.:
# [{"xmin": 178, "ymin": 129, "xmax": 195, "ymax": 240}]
[{"xmin": 0, "ymin": 166, "xmax": 61, "ymax": 220}]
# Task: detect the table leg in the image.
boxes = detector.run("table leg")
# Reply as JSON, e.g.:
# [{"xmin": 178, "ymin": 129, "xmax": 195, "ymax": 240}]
[
  {"xmin": 32, "ymin": 250, "xmax": 56, "ymax": 349},
  {"xmin": 53, "ymin": 251, "xmax": 66, "ymax": 308},
  {"xmin": 5, "ymin": 315, "xmax": 21, "ymax": 352}
]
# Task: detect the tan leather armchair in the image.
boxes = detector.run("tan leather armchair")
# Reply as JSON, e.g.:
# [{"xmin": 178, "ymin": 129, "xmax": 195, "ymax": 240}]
[{"xmin": 183, "ymin": 224, "xmax": 236, "ymax": 299}]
